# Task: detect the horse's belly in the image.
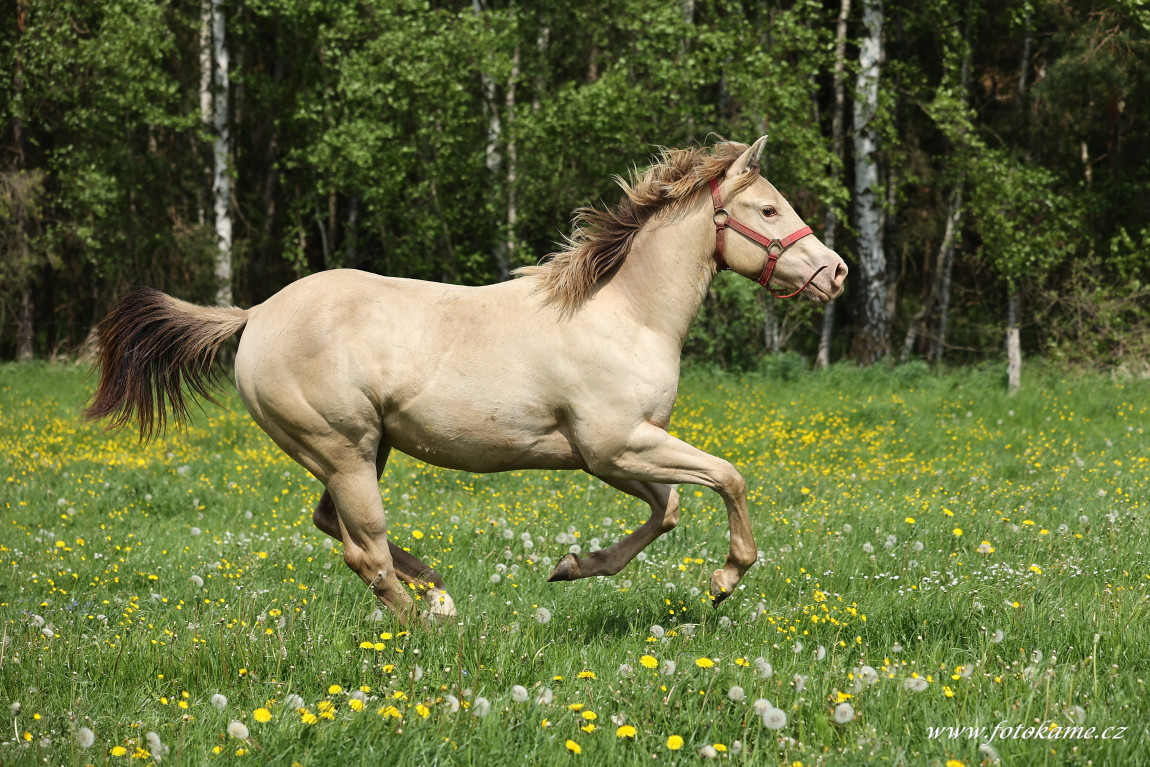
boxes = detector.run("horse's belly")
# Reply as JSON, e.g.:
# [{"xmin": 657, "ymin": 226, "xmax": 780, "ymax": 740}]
[{"xmin": 383, "ymin": 411, "xmax": 586, "ymax": 474}]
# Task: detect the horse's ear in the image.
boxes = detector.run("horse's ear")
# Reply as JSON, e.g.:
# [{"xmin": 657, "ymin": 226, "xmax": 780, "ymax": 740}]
[{"xmin": 727, "ymin": 136, "xmax": 768, "ymax": 178}]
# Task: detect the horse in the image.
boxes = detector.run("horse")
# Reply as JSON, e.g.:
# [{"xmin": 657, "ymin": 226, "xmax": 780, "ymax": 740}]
[{"xmin": 85, "ymin": 137, "xmax": 847, "ymax": 624}]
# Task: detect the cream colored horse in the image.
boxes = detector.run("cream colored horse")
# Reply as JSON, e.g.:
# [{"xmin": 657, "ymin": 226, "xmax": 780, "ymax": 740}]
[{"xmin": 86, "ymin": 138, "xmax": 846, "ymax": 624}]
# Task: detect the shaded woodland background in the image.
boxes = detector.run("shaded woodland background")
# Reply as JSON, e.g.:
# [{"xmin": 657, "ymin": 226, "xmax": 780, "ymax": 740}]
[{"xmin": 2, "ymin": 0, "xmax": 1149, "ymax": 376}]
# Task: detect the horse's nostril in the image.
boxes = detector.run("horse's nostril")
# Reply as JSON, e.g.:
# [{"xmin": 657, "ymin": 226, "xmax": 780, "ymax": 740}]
[{"xmin": 833, "ymin": 260, "xmax": 848, "ymax": 287}]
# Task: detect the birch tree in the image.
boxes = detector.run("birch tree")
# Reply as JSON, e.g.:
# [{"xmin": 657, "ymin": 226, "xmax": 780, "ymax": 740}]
[
  {"xmin": 207, "ymin": 0, "xmax": 233, "ymax": 306},
  {"xmin": 850, "ymin": 0, "xmax": 890, "ymax": 365}
]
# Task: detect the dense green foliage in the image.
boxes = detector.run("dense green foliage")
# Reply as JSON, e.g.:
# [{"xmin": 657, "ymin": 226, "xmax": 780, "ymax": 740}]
[
  {"xmin": 3, "ymin": 363, "xmax": 1149, "ymax": 764},
  {"xmin": 2, "ymin": 0, "xmax": 1149, "ymax": 368}
]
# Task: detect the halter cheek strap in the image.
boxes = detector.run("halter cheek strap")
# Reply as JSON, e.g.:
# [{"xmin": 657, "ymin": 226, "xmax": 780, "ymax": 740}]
[{"xmin": 709, "ymin": 178, "xmax": 822, "ymax": 297}]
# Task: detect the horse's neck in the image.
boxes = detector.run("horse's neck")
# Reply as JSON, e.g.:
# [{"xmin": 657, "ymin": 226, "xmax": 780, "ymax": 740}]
[{"xmin": 603, "ymin": 203, "xmax": 715, "ymax": 349}]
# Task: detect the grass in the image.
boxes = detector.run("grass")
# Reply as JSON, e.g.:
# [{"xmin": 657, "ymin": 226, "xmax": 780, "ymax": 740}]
[{"xmin": 1, "ymin": 360, "xmax": 1148, "ymax": 766}]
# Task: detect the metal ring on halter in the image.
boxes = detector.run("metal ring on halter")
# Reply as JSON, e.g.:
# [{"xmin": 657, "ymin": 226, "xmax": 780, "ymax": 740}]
[{"xmin": 712, "ymin": 209, "xmax": 729, "ymax": 227}]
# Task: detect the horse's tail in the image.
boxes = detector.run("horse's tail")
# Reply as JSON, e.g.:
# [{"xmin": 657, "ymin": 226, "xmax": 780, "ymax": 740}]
[{"xmin": 84, "ymin": 288, "xmax": 250, "ymax": 441}]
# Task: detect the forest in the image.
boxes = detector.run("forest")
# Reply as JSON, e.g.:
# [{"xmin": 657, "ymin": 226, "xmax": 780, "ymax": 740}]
[{"xmin": 2, "ymin": 0, "xmax": 1149, "ymax": 376}]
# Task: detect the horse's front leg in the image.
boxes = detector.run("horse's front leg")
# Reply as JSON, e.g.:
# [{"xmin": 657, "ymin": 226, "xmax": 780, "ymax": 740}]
[
  {"xmin": 576, "ymin": 423, "xmax": 757, "ymax": 605},
  {"xmin": 548, "ymin": 479, "xmax": 679, "ymax": 580}
]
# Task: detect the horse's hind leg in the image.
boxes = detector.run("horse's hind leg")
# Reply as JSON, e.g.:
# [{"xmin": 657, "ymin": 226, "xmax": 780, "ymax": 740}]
[
  {"xmin": 311, "ymin": 449, "xmax": 456, "ymax": 619},
  {"xmin": 325, "ymin": 467, "xmax": 417, "ymax": 623},
  {"xmin": 548, "ymin": 479, "xmax": 679, "ymax": 581}
]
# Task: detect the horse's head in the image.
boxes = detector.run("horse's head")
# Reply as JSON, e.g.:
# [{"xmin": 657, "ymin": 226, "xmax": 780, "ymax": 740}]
[{"xmin": 710, "ymin": 137, "xmax": 847, "ymax": 304}]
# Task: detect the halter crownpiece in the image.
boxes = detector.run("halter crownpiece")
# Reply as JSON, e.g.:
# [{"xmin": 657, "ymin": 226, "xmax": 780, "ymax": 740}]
[{"xmin": 708, "ymin": 177, "xmax": 825, "ymax": 298}]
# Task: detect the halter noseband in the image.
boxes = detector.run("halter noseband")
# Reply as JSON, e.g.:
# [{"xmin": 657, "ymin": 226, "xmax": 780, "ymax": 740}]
[{"xmin": 708, "ymin": 178, "xmax": 825, "ymax": 299}]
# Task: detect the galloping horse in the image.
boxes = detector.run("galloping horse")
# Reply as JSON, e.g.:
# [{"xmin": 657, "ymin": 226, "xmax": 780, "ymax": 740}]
[{"xmin": 86, "ymin": 137, "xmax": 847, "ymax": 624}]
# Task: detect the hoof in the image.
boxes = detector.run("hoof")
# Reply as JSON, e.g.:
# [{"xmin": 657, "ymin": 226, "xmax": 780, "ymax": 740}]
[
  {"xmin": 425, "ymin": 588, "xmax": 457, "ymax": 622},
  {"xmin": 709, "ymin": 570, "xmax": 733, "ymax": 607},
  {"xmin": 548, "ymin": 553, "xmax": 581, "ymax": 582}
]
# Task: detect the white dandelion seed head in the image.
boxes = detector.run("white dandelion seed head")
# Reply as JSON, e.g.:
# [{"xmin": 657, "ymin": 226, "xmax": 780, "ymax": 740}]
[
  {"xmin": 413, "ymin": 665, "xmax": 424, "ymax": 683},
  {"xmin": 857, "ymin": 665, "xmax": 878, "ymax": 684},
  {"xmin": 991, "ymin": 629, "xmax": 1005, "ymax": 644},
  {"xmin": 1032, "ymin": 649, "xmax": 1044, "ymax": 663},
  {"xmin": 661, "ymin": 660, "xmax": 677, "ymax": 676},
  {"xmin": 815, "ymin": 645, "xmax": 827, "ymax": 661},
  {"xmin": 76, "ymin": 727, "xmax": 95, "ymax": 749},
  {"xmin": 752, "ymin": 698, "xmax": 772, "ymax": 715},
  {"xmin": 761, "ymin": 706, "xmax": 788, "ymax": 730},
  {"xmin": 568, "ymin": 544, "xmax": 582, "ymax": 555},
  {"xmin": 489, "ymin": 573, "xmax": 502, "ymax": 584},
  {"xmin": 862, "ymin": 542, "xmax": 874, "ymax": 554},
  {"xmin": 649, "ymin": 624, "xmax": 665, "ymax": 639},
  {"xmin": 472, "ymin": 697, "xmax": 491, "ymax": 717},
  {"xmin": 349, "ymin": 689, "xmax": 367, "ymax": 702},
  {"xmin": 284, "ymin": 694, "xmax": 304, "ymax": 710},
  {"xmin": 957, "ymin": 664, "xmax": 974, "ymax": 679},
  {"xmin": 730, "ymin": 740, "xmax": 743, "ymax": 755},
  {"xmin": 978, "ymin": 743, "xmax": 1001, "ymax": 763},
  {"xmin": 718, "ymin": 616, "xmax": 731, "ymax": 629},
  {"xmin": 727, "ymin": 685, "xmax": 745, "ymax": 702},
  {"xmin": 189, "ymin": 575, "xmax": 204, "ymax": 588},
  {"xmin": 1069, "ymin": 705, "xmax": 1086, "ymax": 725},
  {"xmin": 903, "ymin": 677, "xmax": 928, "ymax": 693},
  {"xmin": 792, "ymin": 640, "xmax": 803, "ymax": 654},
  {"xmin": 698, "ymin": 745, "xmax": 718, "ymax": 758},
  {"xmin": 912, "ymin": 540, "xmax": 924, "ymax": 551},
  {"xmin": 610, "ymin": 713, "xmax": 626, "ymax": 726},
  {"xmin": 210, "ymin": 694, "xmax": 228, "ymax": 710},
  {"xmin": 533, "ymin": 607, "xmax": 551, "ymax": 624},
  {"xmin": 618, "ymin": 663, "xmax": 633, "ymax": 678},
  {"xmin": 754, "ymin": 658, "xmax": 774, "ymax": 679},
  {"xmin": 833, "ymin": 702, "xmax": 854, "ymax": 724},
  {"xmin": 891, "ymin": 642, "xmax": 903, "ymax": 653},
  {"xmin": 9, "ymin": 701, "xmax": 20, "ymax": 715},
  {"xmin": 145, "ymin": 732, "xmax": 162, "ymax": 749},
  {"xmin": 445, "ymin": 695, "xmax": 460, "ymax": 713},
  {"xmin": 842, "ymin": 523, "xmax": 853, "ymax": 534},
  {"xmin": 30, "ymin": 614, "xmax": 45, "ymax": 628},
  {"xmin": 226, "ymin": 720, "xmax": 249, "ymax": 739},
  {"xmin": 510, "ymin": 685, "xmax": 529, "ymax": 703},
  {"xmin": 792, "ymin": 674, "xmax": 807, "ymax": 693},
  {"xmin": 536, "ymin": 688, "xmax": 554, "ymax": 706}
]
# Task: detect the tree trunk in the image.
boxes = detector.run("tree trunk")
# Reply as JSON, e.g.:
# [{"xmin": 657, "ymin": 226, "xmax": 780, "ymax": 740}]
[
  {"xmin": 210, "ymin": 0, "xmax": 233, "ymax": 306},
  {"xmin": 925, "ymin": 184, "xmax": 962, "ymax": 363},
  {"xmin": 13, "ymin": 0, "xmax": 33, "ymax": 360},
  {"xmin": 474, "ymin": 0, "xmax": 509, "ymax": 279},
  {"xmin": 851, "ymin": 0, "xmax": 890, "ymax": 365},
  {"xmin": 504, "ymin": 45, "xmax": 520, "ymax": 274},
  {"xmin": 1006, "ymin": 289, "xmax": 1021, "ymax": 393},
  {"xmin": 816, "ymin": 0, "xmax": 851, "ymax": 369}
]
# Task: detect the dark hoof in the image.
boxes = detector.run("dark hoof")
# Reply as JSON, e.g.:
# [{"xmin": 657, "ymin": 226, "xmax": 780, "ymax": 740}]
[
  {"xmin": 548, "ymin": 553, "xmax": 581, "ymax": 582},
  {"xmin": 709, "ymin": 570, "xmax": 733, "ymax": 607}
]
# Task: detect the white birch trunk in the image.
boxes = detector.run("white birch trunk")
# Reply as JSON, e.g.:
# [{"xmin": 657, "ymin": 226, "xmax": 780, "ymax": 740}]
[
  {"xmin": 1006, "ymin": 290, "xmax": 1021, "ymax": 393},
  {"xmin": 211, "ymin": 0, "xmax": 233, "ymax": 306},
  {"xmin": 851, "ymin": 0, "xmax": 889, "ymax": 365},
  {"xmin": 815, "ymin": 0, "xmax": 851, "ymax": 369}
]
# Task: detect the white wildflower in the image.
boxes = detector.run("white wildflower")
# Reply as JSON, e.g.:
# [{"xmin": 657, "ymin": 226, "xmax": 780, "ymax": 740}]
[
  {"xmin": 210, "ymin": 694, "xmax": 228, "ymax": 710},
  {"xmin": 510, "ymin": 685, "xmax": 529, "ymax": 703},
  {"xmin": 727, "ymin": 685, "xmax": 745, "ymax": 702},
  {"xmin": 761, "ymin": 706, "xmax": 788, "ymax": 730},
  {"xmin": 226, "ymin": 720, "xmax": 249, "ymax": 739},
  {"xmin": 76, "ymin": 727, "xmax": 95, "ymax": 749},
  {"xmin": 472, "ymin": 697, "xmax": 491, "ymax": 717},
  {"xmin": 833, "ymin": 702, "xmax": 854, "ymax": 724}
]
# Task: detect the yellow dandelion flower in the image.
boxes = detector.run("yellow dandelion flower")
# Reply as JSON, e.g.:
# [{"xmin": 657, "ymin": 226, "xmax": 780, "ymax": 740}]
[
  {"xmin": 952, "ymin": 527, "xmax": 963, "ymax": 536},
  {"xmin": 253, "ymin": 707, "xmax": 272, "ymax": 723},
  {"xmin": 640, "ymin": 655, "xmax": 658, "ymax": 669},
  {"xmin": 415, "ymin": 704, "xmax": 430, "ymax": 718},
  {"xmin": 565, "ymin": 739, "xmax": 582, "ymax": 755},
  {"xmin": 735, "ymin": 657, "xmax": 749, "ymax": 667},
  {"xmin": 1030, "ymin": 564, "xmax": 1043, "ymax": 574},
  {"xmin": 616, "ymin": 725, "xmax": 637, "ymax": 738},
  {"xmin": 581, "ymin": 723, "xmax": 597, "ymax": 733},
  {"xmin": 695, "ymin": 657, "xmax": 714, "ymax": 669},
  {"xmin": 666, "ymin": 734, "xmax": 684, "ymax": 751},
  {"xmin": 300, "ymin": 712, "xmax": 318, "ymax": 724},
  {"xmin": 348, "ymin": 699, "xmax": 364, "ymax": 712},
  {"xmin": 567, "ymin": 703, "xmax": 584, "ymax": 712},
  {"xmin": 110, "ymin": 745, "xmax": 127, "ymax": 757},
  {"xmin": 328, "ymin": 685, "xmax": 343, "ymax": 695},
  {"xmin": 905, "ymin": 517, "xmax": 915, "ymax": 524},
  {"xmin": 377, "ymin": 705, "xmax": 402, "ymax": 719},
  {"xmin": 359, "ymin": 641, "xmax": 374, "ymax": 649},
  {"xmin": 946, "ymin": 760, "xmax": 966, "ymax": 767},
  {"xmin": 577, "ymin": 670, "xmax": 596, "ymax": 680},
  {"xmin": 713, "ymin": 743, "xmax": 727, "ymax": 752},
  {"xmin": 581, "ymin": 711, "xmax": 597, "ymax": 721}
]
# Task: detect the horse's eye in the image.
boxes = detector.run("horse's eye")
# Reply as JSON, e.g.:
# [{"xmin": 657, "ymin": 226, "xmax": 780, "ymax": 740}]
[{"xmin": 761, "ymin": 206, "xmax": 778, "ymax": 218}]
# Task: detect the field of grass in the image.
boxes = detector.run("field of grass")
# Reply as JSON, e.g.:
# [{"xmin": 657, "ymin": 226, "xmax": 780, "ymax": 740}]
[{"xmin": 1, "ymin": 360, "xmax": 1148, "ymax": 766}]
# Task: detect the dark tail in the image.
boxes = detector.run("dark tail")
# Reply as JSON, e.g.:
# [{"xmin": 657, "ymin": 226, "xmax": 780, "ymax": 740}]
[{"xmin": 84, "ymin": 288, "xmax": 249, "ymax": 441}]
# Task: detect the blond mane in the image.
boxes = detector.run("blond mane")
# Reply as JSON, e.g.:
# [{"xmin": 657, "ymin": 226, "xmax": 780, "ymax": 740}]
[{"xmin": 514, "ymin": 141, "xmax": 758, "ymax": 312}]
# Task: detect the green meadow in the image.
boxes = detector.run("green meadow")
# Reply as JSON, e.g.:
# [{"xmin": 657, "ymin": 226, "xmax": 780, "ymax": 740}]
[{"xmin": 1, "ymin": 361, "xmax": 1148, "ymax": 766}]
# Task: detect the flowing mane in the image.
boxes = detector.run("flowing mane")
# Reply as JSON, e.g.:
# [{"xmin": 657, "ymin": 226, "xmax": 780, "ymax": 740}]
[{"xmin": 514, "ymin": 141, "xmax": 759, "ymax": 312}]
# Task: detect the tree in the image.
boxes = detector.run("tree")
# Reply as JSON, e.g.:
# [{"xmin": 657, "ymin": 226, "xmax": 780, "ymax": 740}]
[{"xmin": 850, "ymin": 0, "xmax": 891, "ymax": 365}]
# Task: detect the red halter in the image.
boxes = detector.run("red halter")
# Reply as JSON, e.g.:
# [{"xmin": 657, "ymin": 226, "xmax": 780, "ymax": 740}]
[{"xmin": 708, "ymin": 178, "xmax": 825, "ymax": 298}]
